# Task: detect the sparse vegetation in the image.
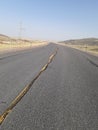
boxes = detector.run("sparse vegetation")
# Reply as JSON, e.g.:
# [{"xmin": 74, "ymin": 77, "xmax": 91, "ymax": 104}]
[
  {"xmin": 0, "ymin": 34, "xmax": 48, "ymax": 53},
  {"xmin": 59, "ymin": 38, "xmax": 98, "ymax": 55}
]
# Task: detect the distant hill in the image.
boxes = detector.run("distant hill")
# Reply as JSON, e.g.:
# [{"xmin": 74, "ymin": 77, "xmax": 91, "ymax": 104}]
[
  {"xmin": 0, "ymin": 34, "xmax": 31, "ymax": 44},
  {"xmin": 0, "ymin": 34, "xmax": 9, "ymax": 38},
  {"xmin": 59, "ymin": 38, "xmax": 98, "ymax": 46},
  {"xmin": 0, "ymin": 34, "xmax": 10, "ymax": 41},
  {"xmin": 0, "ymin": 34, "xmax": 46, "ymax": 45}
]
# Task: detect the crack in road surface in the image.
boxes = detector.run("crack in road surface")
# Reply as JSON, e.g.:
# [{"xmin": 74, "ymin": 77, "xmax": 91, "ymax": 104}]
[{"xmin": 0, "ymin": 48, "xmax": 58, "ymax": 125}]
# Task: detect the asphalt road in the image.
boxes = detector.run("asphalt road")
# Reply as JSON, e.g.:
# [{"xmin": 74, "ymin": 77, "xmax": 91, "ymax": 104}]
[{"xmin": 0, "ymin": 43, "xmax": 98, "ymax": 130}]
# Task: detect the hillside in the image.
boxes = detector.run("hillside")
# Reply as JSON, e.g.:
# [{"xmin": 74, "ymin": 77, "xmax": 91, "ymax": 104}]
[
  {"xmin": 0, "ymin": 34, "xmax": 48, "ymax": 52},
  {"xmin": 60, "ymin": 38, "xmax": 98, "ymax": 46},
  {"xmin": 0, "ymin": 34, "xmax": 10, "ymax": 41}
]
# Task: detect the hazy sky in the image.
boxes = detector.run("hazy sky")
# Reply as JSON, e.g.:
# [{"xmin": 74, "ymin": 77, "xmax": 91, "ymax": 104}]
[{"xmin": 0, "ymin": 0, "xmax": 98, "ymax": 40}]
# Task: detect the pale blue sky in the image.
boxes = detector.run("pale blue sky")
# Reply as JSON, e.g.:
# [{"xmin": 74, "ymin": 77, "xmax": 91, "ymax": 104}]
[{"xmin": 0, "ymin": 0, "xmax": 98, "ymax": 40}]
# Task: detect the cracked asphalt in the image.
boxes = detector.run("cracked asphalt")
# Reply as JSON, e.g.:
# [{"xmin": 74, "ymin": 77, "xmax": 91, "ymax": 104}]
[{"xmin": 0, "ymin": 43, "xmax": 98, "ymax": 130}]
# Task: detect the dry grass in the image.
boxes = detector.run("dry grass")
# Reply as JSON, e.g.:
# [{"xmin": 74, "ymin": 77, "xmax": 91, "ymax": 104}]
[
  {"xmin": 65, "ymin": 44, "xmax": 98, "ymax": 55},
  {"xmin": 0, "ymin": 41, "xmax": 48, "ymax": 53},
  {"xmin": 0, "ymin": 34, "xmax": 48, "ymax": 53}
]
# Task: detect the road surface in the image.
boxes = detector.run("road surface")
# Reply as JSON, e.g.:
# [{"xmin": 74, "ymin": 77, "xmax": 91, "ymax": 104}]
[{"xmin": 0, "ymin": 43, "xmax": 98, "ymax": 130}]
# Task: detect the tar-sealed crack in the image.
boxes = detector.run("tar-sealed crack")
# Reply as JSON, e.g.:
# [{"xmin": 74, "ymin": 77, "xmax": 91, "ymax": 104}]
[{"xmin": 0, "ymin": 48, "xmax": 58, "ymax": 125}]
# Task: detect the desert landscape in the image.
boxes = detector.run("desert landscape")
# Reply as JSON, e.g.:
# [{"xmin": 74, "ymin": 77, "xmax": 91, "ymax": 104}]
[
  {"xmin": 59, "ymin": 38, "xmax": 98, "ymax": 56},
  {"xmin": 0, "ymin": 34, "xmax": 48, "ymax": 53}
]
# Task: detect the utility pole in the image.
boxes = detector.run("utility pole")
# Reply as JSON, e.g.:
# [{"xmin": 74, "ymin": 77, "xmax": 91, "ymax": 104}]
[
  {"xmin": 19, "ymin": 22, "xmax": 25, "ymax": 39},
  {"xmin": 18, "ymin": 22, "xmax": 25, "ymax": 47}
]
